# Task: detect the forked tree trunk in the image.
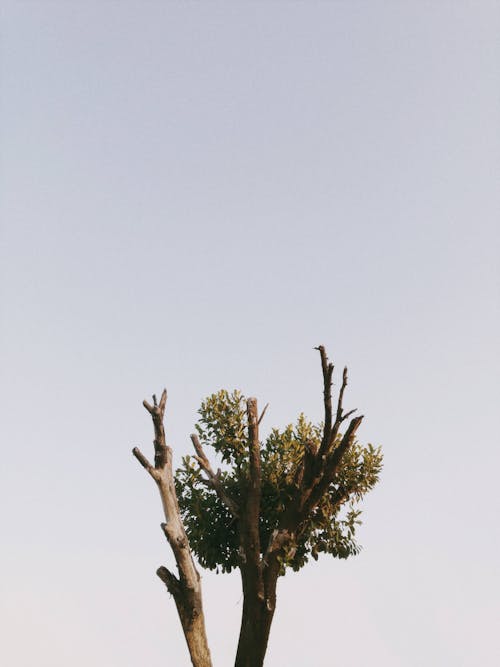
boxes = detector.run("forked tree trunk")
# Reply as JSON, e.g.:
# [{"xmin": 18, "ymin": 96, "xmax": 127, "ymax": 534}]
[{"xmin": 133, "ymin": 391, "xmax": 212, "ymax": 667}]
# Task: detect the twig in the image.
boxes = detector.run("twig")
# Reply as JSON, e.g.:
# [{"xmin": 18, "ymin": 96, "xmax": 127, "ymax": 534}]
[{"xmin": 258, "ymin": 403, "xmax": 269, "ymax": 425}]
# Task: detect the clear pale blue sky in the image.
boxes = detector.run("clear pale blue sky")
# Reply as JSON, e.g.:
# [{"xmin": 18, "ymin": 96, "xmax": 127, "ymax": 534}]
[{"xmin": 1, "ymin": 2, "xmax": 499, "ymax": 666}]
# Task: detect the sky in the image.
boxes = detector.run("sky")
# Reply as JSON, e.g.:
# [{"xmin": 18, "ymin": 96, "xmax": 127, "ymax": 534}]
[{"xmin": 1, "ymin": 2, "xmax": 499, "ymax": 665}]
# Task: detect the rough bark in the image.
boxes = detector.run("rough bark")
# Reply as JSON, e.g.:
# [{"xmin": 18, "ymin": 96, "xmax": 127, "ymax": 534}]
[{"xmin": 133, "ymin": 390, "xmax": 212, "ymax": 667}]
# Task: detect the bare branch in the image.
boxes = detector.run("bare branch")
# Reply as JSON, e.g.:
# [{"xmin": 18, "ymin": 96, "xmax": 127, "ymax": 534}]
[
  {"xmin": 300, "ymin": 413, "xmax": 364, "ymax": 521},
  {"xmin": 191, "ymin": 433, "xmax": 207, "ymax": 462},
  {"xmin": 336, "ymin": 367, "xmax": 348, "ymax": 422},
  {"xmin": 327, "ymin": 367, "xmax": 354, "ymax": 449},
  {"xmin": 132, "ymin": 446, "xmax": 152, "ymax": 470},
  {"xmin": 132, "ymin": 446, "xmax": 158, "ymax": 480},
  {"xmin": 329, "ymin": 415, "xmax": 364, "ymax": 473},
  {"xmin": 314, "ymin": 345, "xmax": 328, "ymax": 381},
  {"xmin": 341, "ymin": 408, "xmax": 357, "ymax": 422},
  {"xmin": 315, "ymin": 345, "xmax": 334, "ymax": 457},
  {"xmin": 159, "ymin": 388, "xmax": 167, "ymax": 414},
  {"xmin": 258, "ymin": 403, "xmax": 269, "ymax": 425},
  {"xmin": 190, "ymin": 434, "xmax": 240, "ymax": 518}
]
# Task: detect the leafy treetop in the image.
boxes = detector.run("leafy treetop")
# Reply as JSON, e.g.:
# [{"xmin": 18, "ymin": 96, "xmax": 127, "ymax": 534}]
[{"xmin": 176, "ymin": 389, "xmax": 382, "ymax": 574}]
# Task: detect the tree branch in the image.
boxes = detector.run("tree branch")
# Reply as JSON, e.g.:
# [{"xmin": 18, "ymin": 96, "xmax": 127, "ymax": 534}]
[
  {"xmin": 326, "ymin": 366, "xmax": 352, "ymax": 449},
  {"xmin": 132, "ymin": 446, "xmax": 158, "ymax": 480},
  {"xmin": 190, "ymin": 434, "xmax": 240, "ymax": 518},
  {"xmin": 303, "ymin": 414, "xmax": 364, "ymax": 513},
  {"xmin": 315, "ymin": 345, "xmax": 334, "ymax": 456},
  {"xmin": 329, "ymin": 415, "xmax": 364, "ymax": 473},
  {"xmin": 258, "ymin": 403, "xmax": 269, "ymax": 425},
  {"xmin": 341, "ymin": 408, "xmax": 357, "ymax": 422},
  {"xmin": 335, "ymin": 367, "xmax": 348, "ymax": 423},
  {"xmin": 285, "ymin": 350, "xmax": 363, "ymax": 536}
]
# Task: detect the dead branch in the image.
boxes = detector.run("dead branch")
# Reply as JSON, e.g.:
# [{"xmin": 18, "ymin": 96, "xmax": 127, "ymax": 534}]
[{"xmin": 258, "ymin": 402, "xmax": 269, "ymax": 425}]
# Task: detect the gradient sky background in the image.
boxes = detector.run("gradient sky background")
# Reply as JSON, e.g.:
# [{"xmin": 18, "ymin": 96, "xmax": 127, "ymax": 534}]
[{"xmin": 1, "ymin": 2, "xmax": 499, "ymax": 666}]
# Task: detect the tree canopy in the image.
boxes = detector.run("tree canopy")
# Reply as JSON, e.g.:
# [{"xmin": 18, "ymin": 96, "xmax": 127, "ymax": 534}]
[{"xmin": 176, "ymin": 389, "xmax": 382, "ymax": 575}]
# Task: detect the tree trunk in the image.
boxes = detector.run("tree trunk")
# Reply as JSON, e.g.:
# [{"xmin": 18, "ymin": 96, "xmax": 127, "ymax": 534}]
[
  {"xmin": 234, "ymin": 568, "xmax": 278, "ymax": 667},
  {"xmin": 172, "ymin": 584, "xmax": 212, "ymax": 667}
]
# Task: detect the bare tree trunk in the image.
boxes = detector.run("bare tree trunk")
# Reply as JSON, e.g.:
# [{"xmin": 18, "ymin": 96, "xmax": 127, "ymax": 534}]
[{"xmin": 133, "ymin": 390, "xmax": 212, "ymax": 667}]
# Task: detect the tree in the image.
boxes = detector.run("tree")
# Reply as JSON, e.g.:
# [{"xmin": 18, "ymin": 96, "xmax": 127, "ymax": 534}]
[{"xmin": 132, "ymin": 346, "xmax": 382, "ymax": 667}]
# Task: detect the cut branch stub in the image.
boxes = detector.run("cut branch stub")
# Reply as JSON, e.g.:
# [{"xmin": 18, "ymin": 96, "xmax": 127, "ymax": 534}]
[
  {"xmin": 157, "ymin": 565, "xmax": 181, "ymax": 597},
  {"xmin": 132, "ymin": 446, "xmax": 159, "ymax": 481},
  {"xmin": 132, "ymin": 446, "xmax": 153, "ymax": 472}
]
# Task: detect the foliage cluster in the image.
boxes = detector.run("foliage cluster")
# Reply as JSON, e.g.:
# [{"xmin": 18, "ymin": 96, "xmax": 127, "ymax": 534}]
[{"xmin": 175, "ymin": 390, "xmax": 382, "ymax": 574}]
